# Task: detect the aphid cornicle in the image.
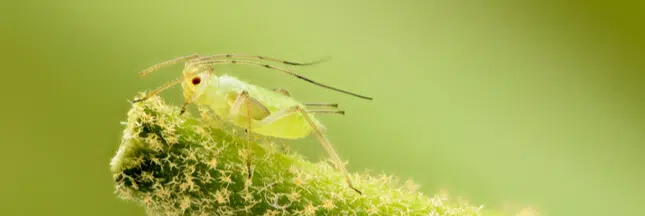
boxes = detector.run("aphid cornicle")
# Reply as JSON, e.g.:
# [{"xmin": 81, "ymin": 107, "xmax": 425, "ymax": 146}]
[{"xmin": 133, "ymin": 54, "xmax": 373, "ymax": 194}]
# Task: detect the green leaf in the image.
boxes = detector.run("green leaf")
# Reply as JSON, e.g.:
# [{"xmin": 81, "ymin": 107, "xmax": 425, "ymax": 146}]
[{"xmin": 110, "ymin": 96, "xmax": 517, "ymax": 216}]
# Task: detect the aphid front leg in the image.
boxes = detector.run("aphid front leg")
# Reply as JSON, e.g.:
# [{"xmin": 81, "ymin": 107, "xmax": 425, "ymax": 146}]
[
  {"xmin": 228, "ymin": 91, "xmax": 271, "ymax": 179},
  {"xmin": 133, "ymin": 54, "xmax": 201, "ymax": 104},
  {"xmin": 132, "ymin": 77, "xmax": 183, "ymax": 103},
  {"xmin": 256, "ymin": 105, "xmax": 362, "ymax": 195}
]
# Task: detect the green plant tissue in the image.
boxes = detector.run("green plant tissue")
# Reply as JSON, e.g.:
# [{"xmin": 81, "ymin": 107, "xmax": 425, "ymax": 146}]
[{"xmin": 110, "ymin": 96, "xmax": 517, "ymax": 216}]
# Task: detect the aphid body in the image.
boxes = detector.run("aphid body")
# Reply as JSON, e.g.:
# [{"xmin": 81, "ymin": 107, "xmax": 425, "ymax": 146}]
[
  {"xmin": 185, "ymin": 70, "xmax": 317, "ymax": 139},
  {"xmin": 135, "ymin": 54, "xmax": 372, "ymax": 194}
]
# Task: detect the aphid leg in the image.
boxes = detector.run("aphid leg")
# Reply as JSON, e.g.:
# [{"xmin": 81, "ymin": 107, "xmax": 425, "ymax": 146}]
[
  {"xmin": 228, "ymin": 91, "xmax": 271, "ymax": 120},
  {"xmin": 179, "ymin": 102, "xmax": 190, "ymax": 115},
  {"xmin": 295, "ymin": 107, "xmax": 361, "ymax": 194},
  {"xmin": 309, "ymin": 110, "xmax": 346, "ymax": 115},
  {"xmin": 256, "ymin": 105, "xmax": 362, "ymax": 195},
  {"xmin": 228, "ymin": 91, "xmax": 249, "ymax": 119},
  {"xmin": 305, "ymin": 103, "xmax": 340, "ymax": 108},
  {"xmin": 244, "ymin": 94, "xmax": 254, "ymax": 179},
  {"xmin": 306, "ymin": 103, "xmax": 343, "ymax": 115},
  {"xmin": 132, "ymin": 77, "xmax": 183, "ymax": 103},
  {"xmin": 228, "ymin": 91, "xmax": 258, "ymax": 179}
]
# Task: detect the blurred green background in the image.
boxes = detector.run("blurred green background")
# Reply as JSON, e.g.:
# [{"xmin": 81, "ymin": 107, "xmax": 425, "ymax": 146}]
[{"xmin": 1, "ymin": 0, "xmax": 644, "ymax": 215}]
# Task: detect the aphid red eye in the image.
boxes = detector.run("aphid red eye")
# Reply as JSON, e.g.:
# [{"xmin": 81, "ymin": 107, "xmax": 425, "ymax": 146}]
[{"xmin": 191, "ymin": 77, "xmax": 201, "ymax": 85}]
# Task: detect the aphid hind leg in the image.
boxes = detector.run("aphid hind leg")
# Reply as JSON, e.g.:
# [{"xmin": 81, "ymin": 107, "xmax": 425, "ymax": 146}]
[
  {"xmin": 295, "ymin": 107, "xmax": 361, "ymax": 194},
  {"xmin": 255, "ymin": 105, "xmax": 362, "ymax": 195}
]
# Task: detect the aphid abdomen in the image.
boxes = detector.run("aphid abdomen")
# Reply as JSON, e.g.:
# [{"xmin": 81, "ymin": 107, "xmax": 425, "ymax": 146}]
[
  {"xmin": 254, "ymin": 113, "xmax": 312, "ymax": 139},
  {"xmin": 196, "ymin": 75, "xmax": 314, "ymax": 139}
]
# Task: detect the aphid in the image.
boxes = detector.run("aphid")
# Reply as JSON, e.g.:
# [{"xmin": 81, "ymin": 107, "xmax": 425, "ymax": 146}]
[{"xmin": 133, "ymin": 54, "xmax": 372, "ymax": 194}]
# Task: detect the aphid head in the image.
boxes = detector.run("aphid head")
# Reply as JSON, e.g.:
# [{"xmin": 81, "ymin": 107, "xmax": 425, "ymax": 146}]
[{"xmin": 181, "ymin": 65, "xmax": 215, "ymax": 104}]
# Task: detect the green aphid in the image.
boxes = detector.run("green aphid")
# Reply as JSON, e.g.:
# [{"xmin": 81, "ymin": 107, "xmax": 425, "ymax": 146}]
[{"xmin": 133, "ymin": 54, "xmax": 372, "ymax": 194}]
